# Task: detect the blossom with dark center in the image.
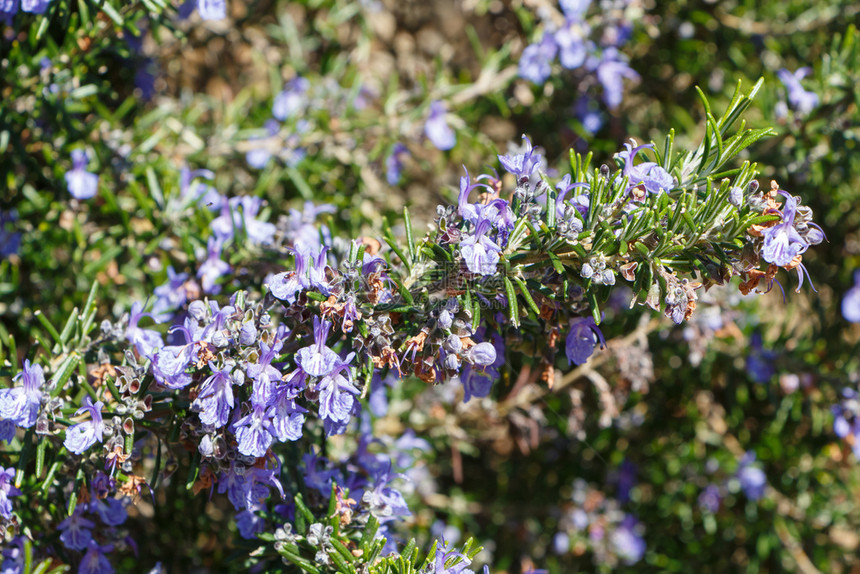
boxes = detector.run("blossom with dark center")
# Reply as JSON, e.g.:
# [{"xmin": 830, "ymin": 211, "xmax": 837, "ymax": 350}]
[
  {"xmin": 565, "ymin": 317, "xmax": 606, "ymax": 365},
  {"xmin": 762, "ymin": 191, "xmax": 808, "ymax": 267}
]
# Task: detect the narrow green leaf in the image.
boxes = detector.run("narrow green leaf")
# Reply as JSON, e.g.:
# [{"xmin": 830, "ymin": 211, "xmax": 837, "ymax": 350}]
[{"xmin": 503, "ymin": 276, "xmax": 520, "ymax": 328}]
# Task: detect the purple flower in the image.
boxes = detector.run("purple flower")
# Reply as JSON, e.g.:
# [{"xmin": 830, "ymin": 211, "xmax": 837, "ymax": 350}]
[
  {"xmin": 428, "ymin": 540, "xmax": 471, "ymax": 574},
  {"xmin": 197, "ymin": 237, "xmax": 230, "ymax": 295},
  {"xmin": 0, "ymin": 359, "xmax": 44, "ymax": 428},
  {"xmin": 0, "ymin": 210, "xmax": 21, "ymax": 260},
  {"xmin": 0, "ymin": 467, "xmax": 21, "ymax": 519},
  {"xmin": 363, "ymin": 471, "xmax": 411, "ymax": 520},
  {"xmin": 613, "ymin": 459, "xmax": 637, "ymax": 503},
  {"xmin": 125, "ymin": 302, "xmax": 163, "ymax": 359},
  {"xmin": 736, "ymin": 452, "xmax": 766, "ymax": 501},
  {"xmin": 63, "ymin": 397, "xmax": 106, "ymax": 455},
  {"xmin": 78, "ymin": 541, "xmax": 114, "ymax": 574},
  {"xmin": 565, "ymin": 317, "xmax": 606, "ymax": 365},
  {"xmin": 268, "ymin": 385, "xmax": 307, "ymax": 442},
  {"xmin": 762, "ymin": 192, "xmax": 807, "ymax": 267},
  {"xmin": 179, "ymin": 166, "xmax": 220, "ymax": 210},
  {"xmin": 285, "ymin": 201, "xmax": 334, "ymax": 252},
  {"xmin": 698, "ymin": 484, "xmax": 722, "ymax": 513},
  {"xmin": 425, "ymin": 101, "xmax": 456, "ymax": 151},
  {"xmin": 90, "ymin": 496, "xmax": 128, "ymax": 526},
  {"xmin": 498, "ymin": 135, "xmax": 542, "ymax": 183},
  {"xmin": 843, "ymin": 271, "xmax": 860, "ymax": 322},
  {"xmin": 192, "ymin": 364, "xmax": 235, "ymax": 428},
  {"xmin": 197, "ymin": 0, "xmax": 225, "ymax": 20},
  {"xmin": 777, "ymin": 68, "xmax": 818, "ymax": 116},
  {"xmin": 746, "ymin": 332, "xmax": 776, "ymax": 384},
  {"xmin": 20, "ymin": 0, "xmax": 48, "ymax": 14},
  {"xmin": 58, "ymin": 508, "xmax": 95, "ymax": 550},
  {"xmin": 273, "ymin": 77, "xmax": 310, "ymax": 121},
  {"xmin": 618, "ymin": 141, "xmax": 675, "ymax": 196},
  {"xmin": 296, "ymin": 317, "xmax": 342, "ymax": 378},
  {"xmin": 151, "ymin": 267, "xmax": 190, "ymax": 323},
  {"xmin": 611, "ymin": 515, "xmax": 645, "ymax": 564},
  {"xmin": 386, "ymin": 143, "xmax": 409, "ymax": 185},
  {"xmin": 460, "ymin": 220, "xmax": 502, "ymax": 276},
  {"xmin": 268, "ymin": 248, "xmax": 330, "ymax": 304},
  {"xmin": 151, "ymin": 337, "xmax": 194, "ymax": 390},
  {"xmin": 589, "ymin": 48, "xmax": 639, "ymax": 109},
  {"xmin": 211, "ymin": 196, "xmax": 275, "ymax": 246},
  {"xmin": 519, "ymin": 34, "xmax": 558, "ymax": 85},
  {"xmin": 554, "ymin": 18, "xmax": 590, "ymax": 70},
  {"xmin": 1, "ymin": 0, "xmax": 19, "ymax": 25},
  {"xmin": 0, "ymin": 420, "xmax": 14, "ymax": 443},
  {"xmin": 574, "ymin": 96, "xmax": 603, "ymax": 135},
  {"xmin": 65, "ymin": 150, "xmax": 99, "ymax": 200},
  {"xmin": 236, "ymin": 508, "xmax": 265, "ymax": 539},
  {"xmin": 246, "ymin": 119, "xmax": 281, "ymax": 169},
  {"xmin": 318, "ymin": 360, "xmax": 360, "ymax": 425},
  {"xmin": 233, "ymin": 405, "xmax": 275, "ymax": 458}
]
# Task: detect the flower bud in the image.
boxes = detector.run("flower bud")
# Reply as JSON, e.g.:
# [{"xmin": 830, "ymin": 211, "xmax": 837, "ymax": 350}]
[{"xmin": 467, "ymin": 342, "xmax": 497, "ymax": 366}]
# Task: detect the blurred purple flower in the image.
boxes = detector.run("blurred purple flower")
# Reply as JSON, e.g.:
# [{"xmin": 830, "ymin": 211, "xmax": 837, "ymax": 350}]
[
  {"xmin": 273, "ymin": 77, "xmax": 310, "ymax": 121},
  {"xmin": 58, "ymin": 508, "xmax": 95, "ymax": 550},
  {"xmin": 746, "ymin": 332, "xmax": 776, "ymax": 383},
  {"xmin": 197, "ymin": 0, "xmax": 225, "ymax": 20},
  {"xmin": 20, "ymin": 0, "xmax": 48, "ymax": 13},
  {"xmin": 736, "ymin": 452, "xmax": 766, "ymax": 501},
  {"xmin": 612, "ymin": 515, "xmax": 645, "ymax": 564},
  {"xmin": 425, "ymin": 101, "xmax": 456, "ymax": 151},
  {"xmin": 65, "ymin": 150, "xmax": 99, "ymax": 200},
  {"xmin": 0, "ymin": 467, "xmax": 20, "ymax": 519},
  {"xmin": 777, "ymin": 68, "xmax": 818, "ymax": 116},
  {"xmin": 246, "ymin": 119, "xmax": 280, "ymax": 169},
  {"xmin": 386, "ymin": 143, "xmax": 409, "ymax": 185},
  {"xmin": 589, "ymin": 48, "xmax": 639, "ymax": 109},
  {"xmin": 842, "ymin": 271, "xmax": 860, "ymax": 322},
  {"xmin": 519, "ymin": 34, "xmax": 557, "ymax": 85},
  {"xmin": 698, "ymin": 484, "xmax": 722, "ymax": 513}
]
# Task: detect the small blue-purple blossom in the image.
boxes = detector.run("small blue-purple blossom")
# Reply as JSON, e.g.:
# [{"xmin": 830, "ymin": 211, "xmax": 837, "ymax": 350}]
[
  {"xmin": 197, "ymin": 237, "xmax": 230, "ymax": 295},
  {"xmin": 565, "ymin": 317, "xmax": 606, "ymax": 365},
  {"xmin": 519, "ymin": 34, "xmax": 558, "ymax": 85},
  {"xmin": 79, "ymin": 541, "xmax": 114, "ymax": 574},
  {"xmin": 589, "ymin": 48, "xmax": 639, "ymax": 109},
  {"xmin": 197, "ymin": 0, "xmax": 225, "ymax": 20},
  {"xmin": 58, "ymin": 508, "xmax": 95, "ymax": 550},
  {"xmin": 65, "ymin": 150, "xmax": 99, "ymax": 200},
  {"xmin": 777, "ymin": 68, "xmax": 819, "ymax": 116},
  {"xmin": 611, "ymin": 515, "xmax": 645, "ymax": 564},
  {"xmin": 460, "ymin": 220, "xmax": 502, "ymax": 276},
  {"xmin": 746, "ymin": 332, "xmax": 776, "ymax": 384},
  {"xmin": 698, "ymin": 484, "xmax": 722, "ymax": 513},
  {"xmin": 386, "ymin": 143, "xmax": 409, "ymax": 185},
  {"xmin": 736, "ymin": 452, "xmax": 767, "ymax": 501},
  {"xmin": 151, "ymin": 267, "xmax": 190, "ymax": 323},
  {"xmin": 0, "ymin": 359, "xmax": 44, "ymax": 429},
  {"xmin": 843, "ymin": 271, "xmax": 860, "ymax": 322},
  {"xmin": 0, "ymin": 210, "xmax": 20, "ymax": 259},
  {"xmin": 618, "ymin": 141, "xmax": 674, "ymax": 196},
  {"xmin": 192, "ymin": 363, "xmax": 236, "ymax": 428},
  {"xmin": 64, "ymin": 397, "xmax": 106, "ymax": 454},
  {"xmin": 0, "ymin": 467, "xmax": 20, "ymax": 519},
  {"xmin": 125, "ymin": 302, "xmax": 163, "ymax": 359},
  {"xmin": 273, "ymin": 77, "xmax": 310, "ymax": 121},
  {"xmin": 296, "ymin": 317, "xmax": 343, "ymax": 378},
  {"xmin": 425, "ymin": 101, "xmax": 456, "ymax": 151},
  {"xmin": 761, "ymin": 191, "xmax": 807, "ymax": 268},
  {"xmin": 246, "ymin": 119, "xmax": 281, "ymax": 169}
]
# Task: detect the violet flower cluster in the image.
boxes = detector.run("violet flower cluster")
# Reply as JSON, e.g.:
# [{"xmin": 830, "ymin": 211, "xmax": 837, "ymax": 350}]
[{"xmin": 518, "ymin": 0, "xmax": 639, "ymax": 131}]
